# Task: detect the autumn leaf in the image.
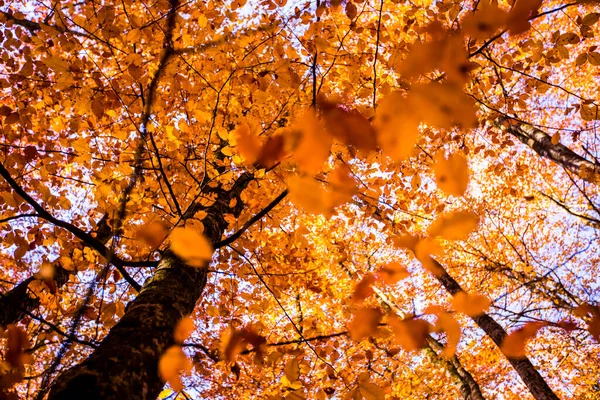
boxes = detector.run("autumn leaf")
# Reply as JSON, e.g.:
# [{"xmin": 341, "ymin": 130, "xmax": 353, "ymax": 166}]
[
  {"xmin": 502, "ymin": 322, "xmax": 548, "ymax": 358},
  {"xmin": 169, "ymin": 227, "xmax": 214, "ymax": 266},
  {"xmin": 158, "ymin": 346, "xmax": 192, "ymax": 392},
  {"xmin": 428, "ymin": 211, "xmax": 480, "ymax": 241},
  {"xmin": 281, "ymin": 358, "xmax": 303, "ymax": 389},
  {"xmin": 389, "ymin": 316, "xmax": 432, "ymax": 351},
  {"xmin": 174, "ymin": 316, "xmax": 195, "ymax": 344},
  {"xmin": 220, "ymin": 326, "xmax": 266, "ymax": 363},
  {"xmin": 507, "ymin": 0, "xmax": 543, "ymax": 35},
  {"xmin": 451, "ymin": 292, "xmax": 491, "ymax": 317},
  {"xmin": 435, "ymin": 312, "xmax": 462, "ymax": 357},
  {"xmin": 347, "ymin": 307, "xmax": 384, "ymax": 341},
  {"xmin": 289, "ymin": 110, "xmax": 332, "ymax": 174},
  {"xmin": 137, "ymin": 221, "xmax": 169, "ymax": 249},
  {"xmin": 433, "ymin": 152, "xmax": 470, "ymax": 196},
  {"xmin": 287, "ymin": 175, "xmax": 331, "ymax": 215},
  {"xmin": 461, "ymin": 1, "xmax": 507, "ymax": 39},
  {"xmin": 375, "ymin": 91, "xmax": 421, "ymax": 162},
  {"xmin": 351, "ymin": 274, "xmax": 375, "ymax": 304},
  {"xmin": 327, "ymin": 164, "xmax": 357, "ymax": 208},
  {"xmin": 414, "ymin": 240, "xmax": 445, "ymax": 276},
  {"xmin": 318, "ymin": 98, "xmax": 378, "ymax": 152},
  {"xmin": 235, "ymin": 123, "xmax": 262, "ymax": 164},
  {"xmin": 376, "ymin": 262, "xmax": 410, "ymax": 285},
  {"xmin": 574, "ymin": 304, "xmax": 600, "ymax": 341},
  {"xmin": 345, "ymin": 1, "xmax": 357, "ymax": 20},
  {"xmin": 358, "ymin": 373, "xmax": 385, "ymax": 400}
]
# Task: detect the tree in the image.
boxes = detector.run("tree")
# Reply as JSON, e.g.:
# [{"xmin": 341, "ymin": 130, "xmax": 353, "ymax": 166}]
[{"xmin": 1, "ymin": 0, "xmax": 599, "ymax": 399}]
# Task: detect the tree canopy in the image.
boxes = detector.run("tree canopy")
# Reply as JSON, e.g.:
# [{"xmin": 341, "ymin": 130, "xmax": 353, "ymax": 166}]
[{"xmin": 1, "ymin": 0, "xmax": 600, "ymax": 399}]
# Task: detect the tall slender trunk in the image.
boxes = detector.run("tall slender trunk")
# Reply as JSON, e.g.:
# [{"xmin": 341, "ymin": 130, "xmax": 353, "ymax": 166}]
[
  {"xmin": 340, "ymin": 261, "xmax": 486, "ymax": 400},
  {"xmin": 431, "ymin": 258, "xmax": 560, "ymax": 400},
  {"xmin": 0, "ymin": 215, "xmax": 112, "ymax": 328},
  {"xmin": 425, "ymin": 335, "xmax": 486, "ymax": 400},
  {"xmin": 48, "ymin": 173, "xmax": 253, "ymax": 400},
  {"xmin": 499, "ymin": 118, "xmax": 599, "ymax": 184}
]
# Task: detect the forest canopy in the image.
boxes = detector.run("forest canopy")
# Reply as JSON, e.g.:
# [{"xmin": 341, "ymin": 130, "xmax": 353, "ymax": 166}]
[{"xmin": 0, "ymin": 0, "xmax": 600, "ymax": 399}]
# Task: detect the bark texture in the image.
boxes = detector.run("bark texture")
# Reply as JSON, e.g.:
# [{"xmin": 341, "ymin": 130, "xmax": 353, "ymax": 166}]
[
  {"xmin": 48, "ymin": 173, "xmax": 253, "ymax": 400},
  {"xmin": 426, "ymin": 336, "xmax": 486, "ymax": 400},
  {"xmin": 432, "ymin": 258, "xmax": 560, "ymax": 400},
  {"xmin": 343, "ymin": 261, "xmax": 485, "ymax": 400},
  {"xmin": 501, "ymin": 118, "xmax": 599, "ymax": 184},
  {"xmin": 0, "ymin": 215, "xmax": 111, "ymax": 328}
]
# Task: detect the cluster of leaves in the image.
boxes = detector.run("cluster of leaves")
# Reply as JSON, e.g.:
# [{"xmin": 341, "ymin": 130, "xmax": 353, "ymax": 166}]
[{"xmin": 0, "ymin": 0, "xmax": 600, "ymax": 399}]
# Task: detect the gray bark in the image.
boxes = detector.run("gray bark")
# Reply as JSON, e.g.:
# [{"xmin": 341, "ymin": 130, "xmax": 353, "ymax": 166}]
[
  {"xmin": 431, "ymin": 258, "xmax": 560, "ymax": 400},
  {"xmin": 500, "ymin": 118, "xmax": 599, "ymax": 184}
]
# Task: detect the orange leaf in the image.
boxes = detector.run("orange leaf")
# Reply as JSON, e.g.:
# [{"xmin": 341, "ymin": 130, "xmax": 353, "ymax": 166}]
[
  {"xmin": 174, "ymin": 316, "xmax": 195, "ymax": 344},
  {"xmin": 451, "ymin": 292, "xmax": 491, "ymax": 317},
  {"xmin": 347, "ymin": 307, "xmax": 384, "ymax": 341},
  {"xmin": 169, "ymin": 227, "xmax": 214, "ymax": 267},
  {"xmin": 435, "ymin": 312, "xmax": 461, "ymax": 357},
  {"xmin": 158, "ymin": 346, "xmax": 191, "ymax": 392},
  {"xmin": 389, "ymin": 316, "xmax": 432, "ymax": 351},
  {"xmin": 376, "ymin": 262, "xmax": 410, "ymax": 285},
  {"xmin": 501, "ymin": 322, "xmax": 547, "ymax": 358},
  {"xmin": 137, "ymin": 221, "xmax": 169, "ymax": 249},
  {"xmin": 290, "ymin": 110, "xmax": 332, "ymax": 174},
  {"xmin": 433, "ymin": 152, "xmax": 470, "ymax": 197},
  {"xmin": 287, "ymin": 175, "xmax": 331, "ymax": 215},
  {"xmin": 235, "ymin": 123, "xmax": 262, "ymax": 164},
  {"xmin": 351, "ymin": 274, "xmax": 375, "ymax": 304},
  {"xmin": 220, "ymin": 326, "xmax": 266, "ymax": 363},
  {"xmin": 428, "ymin": 211, "xmax": 479, "ymax": 241},
  {"xmin": 319, "ymin": 98, "xmax": 378, "ymax": 152},
  {"xmin": 256, "ymin": 134, "xmax": 285, "ymax": 169}
]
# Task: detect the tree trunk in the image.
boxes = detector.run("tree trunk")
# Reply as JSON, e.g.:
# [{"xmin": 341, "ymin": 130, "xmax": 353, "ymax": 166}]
[
  {"xmin": 48, "ymin": 173, "xmax": 253, "ymax": 400},
  {"xmin": 341, "ymin": 261, "xmax": 486, "ymax": 400},
  {"xmin": 500, "ymin": 118, "xmax": 599, "ymax": 184},
  {"xmin": 431, "ymin": 258, "xmax": 560, "ymax": 400},
  {"xmin": 426, "ymin": 335, "xmax": 486, "ymax": 400},
  {"xmin": 0, "ymin": 215, "xmax": 112, "ymax": 328}
]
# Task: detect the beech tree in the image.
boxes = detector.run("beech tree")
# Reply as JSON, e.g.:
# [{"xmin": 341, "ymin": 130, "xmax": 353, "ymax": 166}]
[{"xmin": 1, "ymin": 0, "xmax": 600, "ymax": 399}]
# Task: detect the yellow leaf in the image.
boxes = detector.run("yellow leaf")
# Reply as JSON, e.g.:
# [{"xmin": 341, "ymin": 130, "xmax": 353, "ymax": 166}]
[
  {"xmin": 428, "ymin": 211, "xmax": 479, "ymax": 240},
  {"xmin": 433, "ymin": 152, "xmax": 470, "ymax": 196},
  {"xmin": 169, "ymin": 227, "xmax": 214, "ymax": 267},
  {"xmin": 284, "ymin": 358, "xmax": 300, "ymax": 383},
  {"xmin": 551, "ymin": 132, "xmax": 560, "ymax": 145},
  {"xmin": 451, "ymin": 292, "xmax": 491, "ymax": 317},
  {"xmin": 358, "ymin": 379, "xmax": 385, "ymax": 400},
  {"xmin": 158, "ymin": 346, "xmax": 191, "ymax": 392}
]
